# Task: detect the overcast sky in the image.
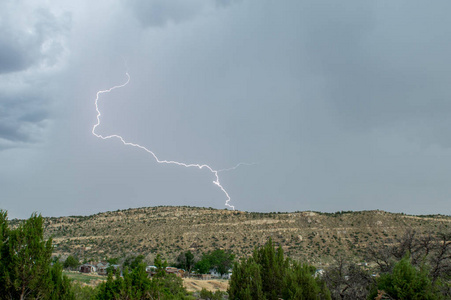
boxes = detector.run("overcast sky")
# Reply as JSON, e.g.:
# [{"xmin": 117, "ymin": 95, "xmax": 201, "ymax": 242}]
[{"xmin": 1, "ymin": 0, "xmax": 451, "ymax": 218}]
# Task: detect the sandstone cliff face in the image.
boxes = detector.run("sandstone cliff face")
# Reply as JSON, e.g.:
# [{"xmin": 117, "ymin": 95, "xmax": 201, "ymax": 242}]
[{"xmin": 43, "ymin": 206, "xmax": 451, "ymax": 264}]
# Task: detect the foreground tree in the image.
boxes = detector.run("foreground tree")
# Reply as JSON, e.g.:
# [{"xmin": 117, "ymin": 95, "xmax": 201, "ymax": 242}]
[
  {"xmin": 228, "ymin": 257, "xmax": 264, "ymax": 300},
  {"xmin": 368, "ymin": 254, "xmax": 440, "ymax": 300},
  {"xmin": 96, "ymin": 255, "xmax": 190, "ymax": 300},
  {"xmin": 0, "ymin": 210, "xmax": 74, "ymax": 300},
  {"xmin": 365, "ymin": 229, "xmax": 451, "ymax": 298},
  {"xmin": 229, "ymin": 238, "xmax": 331, "ymax": 300}
]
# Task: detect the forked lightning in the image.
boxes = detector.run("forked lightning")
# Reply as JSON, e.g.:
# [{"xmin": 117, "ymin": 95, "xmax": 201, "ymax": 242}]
[{"xmin": 92, "ymin": 72, "xmax": 237, "ymax": 209}]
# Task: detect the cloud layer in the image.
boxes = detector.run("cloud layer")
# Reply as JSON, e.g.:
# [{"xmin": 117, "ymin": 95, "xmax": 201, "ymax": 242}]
[
  {"xmin": 0, "ymin": 1, "xmax": 70, "ymax": 149},
  {"xmin": 1, "ymin": 0, "xmax": 451, "ymax": 218}
]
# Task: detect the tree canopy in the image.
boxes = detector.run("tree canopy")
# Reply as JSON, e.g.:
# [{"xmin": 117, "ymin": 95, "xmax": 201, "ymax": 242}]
[
  {"xmin": 228, "ymin": 238, "xmax": 331, "ymax": 300},
  {"xmin": 0, "ymin": 210, "xmax": 74, "ymax": 300},
  {"xmin": 195, "ymin": 249, "xmax": 235, "ymax": 276}
]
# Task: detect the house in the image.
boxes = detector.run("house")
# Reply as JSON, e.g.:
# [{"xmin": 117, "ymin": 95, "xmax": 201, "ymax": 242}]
[
  {"xmin": 210, "ymin": 269, "xmax": 232, "ymax": 279},
  {"xmin": 165, "ymin": 267, "xmax": 184, "ymax": 278},
  {"xmin": 96, "ymin": 262, "xmax": 110, "ymax": 275},
  {"xmin": 146, "ymin": 266, "xmax": 184, "ymax": 278},
  {"xmin": 314, "ymin": 269, "xmax": 324, "ymax": 278},
  {"xmin": 79, "ymin": 264, "xmax": 96, "ymax": 273},
  {"xmin": 146, "ymin": 265, "xmax": 157, "ymax": 277}
]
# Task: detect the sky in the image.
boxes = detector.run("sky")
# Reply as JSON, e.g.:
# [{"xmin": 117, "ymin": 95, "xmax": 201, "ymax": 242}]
[{"xmin": 1, "ymin": 0, "xmax": 451, "ymax": 219}]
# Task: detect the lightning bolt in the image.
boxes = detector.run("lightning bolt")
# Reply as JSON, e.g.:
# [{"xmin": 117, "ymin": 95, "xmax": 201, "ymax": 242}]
[{"xmin": 92, "ymin": 72, "xmax": 236, "ymax": 210}]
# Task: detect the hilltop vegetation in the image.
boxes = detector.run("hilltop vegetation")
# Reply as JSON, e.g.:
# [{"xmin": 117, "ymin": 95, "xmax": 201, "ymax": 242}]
[{"xmin": 41, "ymin": 206, "xmax": 451, "ymax": 264}]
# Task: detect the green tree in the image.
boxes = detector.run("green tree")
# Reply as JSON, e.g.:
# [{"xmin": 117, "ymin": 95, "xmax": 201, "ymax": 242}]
[
  {"xmin": 106, "ymin": 257, "xmax": 119, "ymax": 265},
  {"xmin": 123, "ymin": 254, "xmax": 146, "ymax": 270},
  {"xmin": 253, "ymin": 238, "xmax": 288, "ymax": 298},
  {"xmin": 195, "ymin": 249, "xmax": 234, "ymax": 276},
  {"xmin": 199, "ymin": 288, "xmax": 226, "ymax": 300},
  {"xmin": 96, "ymin": 265, "xmax": 154, "ymax": 300},
  {"xmin": 185, "ymin": 251, "xmax": 195, "ymax": 273},
  {"xmin": 72, "ymin": 282, "xmax": 97, "ymax": 300},
  {"xmin": 154, "ymin": 254, "xmax": 168, "ymax": 277},
  {"xmin": 96, "ymin": 261, "xmax": 190, "ymax": 300},
  {"xmin": 64, "ymin": 255, "xmax": 80, "ymax": 271},
  {"xmin": 229, "ymin": 238, "xmax": 330, "ymax": 300},
  {"xmin": 207, "ymin": 249, "xmax": 235, "ymax": 276},
  {"xmin": 0, "ymin": 210, "xmax": 74, "ymax": 300},
  {"xmin": 194, "ymin": 259, "xmax": 211, "ymax": 274},
  {"xmin": 368, "ymin": 254, "xmax": 440, "ymax": 300},
  {"xmin": 283, "ymin": 262, "xmax": 331, "ymax": 300},
  {"xmin": 48, "ymin": 262, "xmax": 75, "ymax": 300},
  {"xmin": 0, "ymin": 211, "xmax": 53, "ymax": 299},
  {"xmin": 176, "ymin": 251, "xmax": 196, "ymax": 274},
  {"xmin": 228, "ymin": 257, "xmax": 264, "ymax": 300}
]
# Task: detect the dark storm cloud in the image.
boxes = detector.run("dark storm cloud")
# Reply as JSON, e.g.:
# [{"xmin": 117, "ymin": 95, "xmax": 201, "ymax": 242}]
[
  {"xmin": 0, "ymin": 3, "xmax": 70, "ymax": 150},
  {"xmin": 0, "ymin": 5, "xmax": 70, "ymax": 74},
  {"xmin": 0, "ymin": 92, "xmax": 49, "ymax": 149},
  {"xmin": 3, "ymin": 0, "xmax": 451, "ymax": 218},
  {"xmin": 0, "ymin": 41, "xmax": 32, "ymax": 74}
]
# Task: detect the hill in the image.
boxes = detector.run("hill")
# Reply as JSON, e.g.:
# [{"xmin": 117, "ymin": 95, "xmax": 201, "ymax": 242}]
[{"xmin": 42, "ymin": 206, "xmax": 451, "ymax": 265}]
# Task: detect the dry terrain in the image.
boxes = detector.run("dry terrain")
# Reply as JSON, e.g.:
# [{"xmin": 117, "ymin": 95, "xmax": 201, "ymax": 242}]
[
  {"xmin": 37, "ymin": 206, "xmax": 450, "ymax": 265},
  {"xmin": 183, "ymin": 279, "xmax": 228, "ymax": 292}
]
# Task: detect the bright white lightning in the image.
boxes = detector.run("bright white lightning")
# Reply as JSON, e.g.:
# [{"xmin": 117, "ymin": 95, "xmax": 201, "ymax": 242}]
[{"xmin": 92, "ymin": 72, "xmax": 236, "ymax": 210}]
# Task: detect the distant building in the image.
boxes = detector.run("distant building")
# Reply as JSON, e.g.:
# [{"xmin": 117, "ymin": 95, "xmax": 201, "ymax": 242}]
[
  {"xmin": 166, "ymin": 267, "xmax": 184, "ymax": 278},
  {"xmin": 210, "ymin": 268, "xmax": 232, "ymax": 279},
  {"xmin": 146, "ymin": 266, "xmax": 184, "ymax": 278},
  {"xmin": 96, "ymin": 262, "xmax": 110, "ymax": 275},
  {"xmin": 146, "ymin": 265, "xmax": 157, "ymax": 277},
  {"xmin": 79, "ymin": 264, "xmax": 96, "ymax": 273},
  {"xmin": 314, "ymin": 269, "xmax": 324, "ymax": 278}
]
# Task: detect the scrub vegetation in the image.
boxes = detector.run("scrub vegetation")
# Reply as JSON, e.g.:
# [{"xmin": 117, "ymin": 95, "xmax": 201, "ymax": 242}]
[{"xmin": 1, "ymin": 207, "xmax": 450, "ymax": 299}]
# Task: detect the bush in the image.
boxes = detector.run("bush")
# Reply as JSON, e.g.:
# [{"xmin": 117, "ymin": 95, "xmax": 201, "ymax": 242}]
[{"xmin": 199, "ymin": 288, "xmax": 226, "ymax": 300}]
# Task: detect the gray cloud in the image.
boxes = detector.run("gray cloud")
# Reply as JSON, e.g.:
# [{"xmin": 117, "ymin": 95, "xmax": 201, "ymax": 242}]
[
  {"xmin": 301, "ymin": 1, "xmax": 451, "ymax": 147},
  {"xmin": 0, "ymin": 2, "xmax": 70, "ymax": 150},
  {"xmin": 0, "ymin": 4, "xmax": 70, "ymax": 74},
  {"xmin": 215, "ymin": 0, "xmax": 242, "ymax": 8},
  {"xmin": 126, "ymin": 0, "xmax": 239, "ymax": 27},
  {"xmin": 2, "ymin": 0, "xmax": 451, "ymax": 218},
  {"xmin": 0, "ymin": 41, "xmax": 32, "ymax": 74},
  {"xmin": 0, "ymin": 91, "xmax": 49, "ymax": 149}
]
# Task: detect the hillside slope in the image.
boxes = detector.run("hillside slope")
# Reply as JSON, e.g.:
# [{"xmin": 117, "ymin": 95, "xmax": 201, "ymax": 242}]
[{"xmin": 42, "ymin": 206, "xmax": 451, "ymax": 264}]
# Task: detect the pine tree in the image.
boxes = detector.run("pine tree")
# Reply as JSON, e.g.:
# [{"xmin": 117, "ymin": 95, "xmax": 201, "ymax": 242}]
[
  {"xmin": 229, "ymin": 238, "xmax": 331, "ymax": 300},
  {"xmin": 369, "ymin": 254, "xmax": 440, "ymax": 300},
  {"xmin": 0, "ymin": 210, "xmax": 73, "ymax": 300},
  {"xmin": 228, "ymin": 257, "xmax": 265, "ymax": 300},
  {"xmin": 0, "ymin": 212, "xmax": 53, "ymax": 299},
  {"xmin": 47, "ymin": 262, "xmax": 75, "ymax": 300},
  {"xmin": 253, "ymin": 238, "xmax": 288, "ymax": 299},
  {"xmin": 283, "ymin": 262, "xmax": 331, "ymax": 300}
]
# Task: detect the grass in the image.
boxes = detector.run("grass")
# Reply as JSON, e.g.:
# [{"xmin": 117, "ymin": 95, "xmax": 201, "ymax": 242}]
[{"xmin": 63, "ymin": 271, "xmax": 106, "ymax": 285}]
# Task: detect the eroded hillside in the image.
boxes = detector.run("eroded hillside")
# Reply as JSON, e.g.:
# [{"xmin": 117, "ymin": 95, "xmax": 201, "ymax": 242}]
[{"xmin": 42, "ymin": 206, "xmax": 451, "ymax": 264}]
